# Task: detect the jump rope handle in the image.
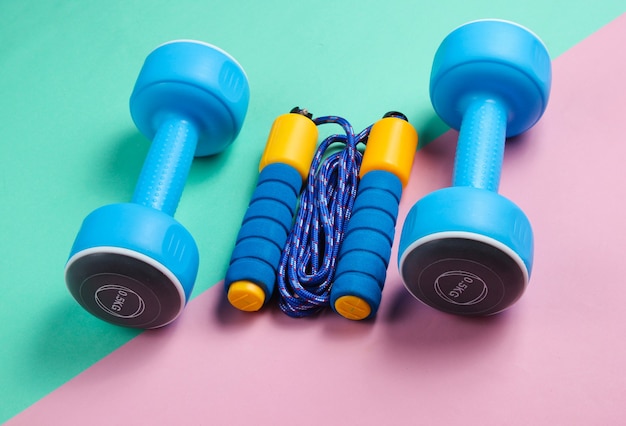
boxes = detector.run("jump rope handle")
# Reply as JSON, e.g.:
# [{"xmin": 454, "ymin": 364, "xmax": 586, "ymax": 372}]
[
  {"xmin": 224, "ymin": 112, "xmax": 317, "ymax": 311},
  {"xmin": 331, "ymin": 113, "xmax": 418, "ymax": 320}
]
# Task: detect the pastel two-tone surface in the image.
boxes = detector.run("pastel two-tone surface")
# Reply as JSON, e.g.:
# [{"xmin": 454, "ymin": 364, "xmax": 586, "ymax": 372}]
[{"xmin": 1, "ymin": 1, "xmax": 625, "ymax": 424}]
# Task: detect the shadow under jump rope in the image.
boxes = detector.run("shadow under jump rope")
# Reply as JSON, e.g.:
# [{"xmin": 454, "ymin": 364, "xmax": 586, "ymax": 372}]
[{"xmin": 225, "ymin": 108, "xmax": 418, "ymax": 320}]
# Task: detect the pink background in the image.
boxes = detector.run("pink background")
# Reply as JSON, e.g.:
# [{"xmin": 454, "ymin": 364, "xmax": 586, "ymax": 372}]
[{"xmin": 9, "ymin": 14, "xmax": 626, "ymax": 426}]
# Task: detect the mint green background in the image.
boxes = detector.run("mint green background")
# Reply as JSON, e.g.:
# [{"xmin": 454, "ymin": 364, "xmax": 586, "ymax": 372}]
[{"xmin": 0, "ymin": 1, "xmax": 623, "ymax": 422}]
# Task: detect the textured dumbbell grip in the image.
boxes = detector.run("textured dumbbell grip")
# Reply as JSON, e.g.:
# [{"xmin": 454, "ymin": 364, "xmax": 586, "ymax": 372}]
[
  {"xmin": 453, "ymin": 97, "xmax": 507, "ymax": 192},
  {"xmin": 132, "ymin": 117, "xmax": 198, "ymax": 216},
  {"xmin": 225, "ymin": 163, "xmax": 302, "ymax": 300},
  {"xmin": 331, "ymin": 170, "xmax": 402, "ymax": 318}
]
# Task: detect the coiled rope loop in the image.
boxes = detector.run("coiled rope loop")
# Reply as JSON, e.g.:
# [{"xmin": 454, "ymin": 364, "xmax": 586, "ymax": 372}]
[{"xmin": 277, "ymin": 115, "xmax": 371, "ymax": 317}]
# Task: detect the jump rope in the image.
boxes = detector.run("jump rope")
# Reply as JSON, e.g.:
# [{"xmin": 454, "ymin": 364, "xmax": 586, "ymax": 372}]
[
  {"xmin": 277, "ymin": 110, "xmax": 372, "ymax": 317},
  {"xmin": 225, "ymin": 107, "xmax": 418, "ymax": 320}
]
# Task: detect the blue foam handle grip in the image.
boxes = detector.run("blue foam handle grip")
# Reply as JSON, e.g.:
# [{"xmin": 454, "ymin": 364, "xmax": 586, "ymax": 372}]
[
  {"xmin": 453, "ymin": 96, "xmax": 507, "ymax": 192},
  {"xmin": 331, "ymin": 170, "xmax": 402, "ymax": 318},
  {"xmin": 132, "ymin": 117, "xmax": 198, "ymax": 216},
  {"xmin": 224, "ymin": 162, "xmax": 302, "ymax": 300}
]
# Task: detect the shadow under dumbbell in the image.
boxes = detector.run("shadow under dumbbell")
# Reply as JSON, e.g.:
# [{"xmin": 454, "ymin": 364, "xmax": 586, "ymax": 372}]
[
  {"xmin": 380, "ymin": 281, "xmax": 516, "ymax": 354},
  {"xmin": 413, "ymin": 112, "xmax": 449, "ymax": 149},
  {"xmin": 188, "ymin": 144, "xmax": 236, "ymax": 184},
  {"xmin": 28, "ymin": 296, "xmax": 170, "ymax": 385},
  {"xmin": 88, "ymin": 131, "xmax": 150, "ymax": 200}
]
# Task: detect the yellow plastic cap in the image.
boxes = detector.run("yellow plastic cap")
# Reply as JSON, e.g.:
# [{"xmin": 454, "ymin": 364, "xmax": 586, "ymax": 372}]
[
  {"xmin": 258, "ymin": 113, "xmax": 318, "ymax": 180},
  {"xmin": 360, "ymin": 116, "xmax": 418, "ymax": 187},
  {"xmin": 227, "ymin": 281, "xmax": 266, "ymax": 312},
  {"xmin": 334, "ymin": 295, "xmax": 372, "ymax": 320}
]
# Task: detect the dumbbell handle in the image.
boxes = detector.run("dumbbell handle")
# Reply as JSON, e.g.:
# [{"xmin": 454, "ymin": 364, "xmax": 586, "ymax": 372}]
[
  {"xmin": 331, "ymin": 115, "xmax": 417, "ymax": 320},
  {"xmin": 132, "ymin": 116, "xmax": 198, "ymax": 216},
  {"xmin": 453, "ymin": 96, "xmax": 507, "ymax": 192}
]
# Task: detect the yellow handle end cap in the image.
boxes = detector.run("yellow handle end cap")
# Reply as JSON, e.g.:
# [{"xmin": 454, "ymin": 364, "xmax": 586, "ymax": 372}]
[
  {"xmin": 334, "ymin": 295, "xmax": 372, "ymax": 320},
  {"xmin": 227, "ymin": 281, "xmax": 266, "ymax": 312}
]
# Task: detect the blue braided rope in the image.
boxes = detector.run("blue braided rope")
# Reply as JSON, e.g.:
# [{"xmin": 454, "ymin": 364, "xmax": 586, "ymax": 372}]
[{"xmin": 277, "ymin": 116, "xmax": 371, "ymax": 317}]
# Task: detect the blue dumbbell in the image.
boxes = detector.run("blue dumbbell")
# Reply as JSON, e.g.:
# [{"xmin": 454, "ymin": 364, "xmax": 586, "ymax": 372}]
[
  {"xmin": 65, "ymin": 41, "xmax": 249, "ymax": 328},
  {"xmin": 398, "ymin": 20, "xmax": 551, "ymax": 315}
]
